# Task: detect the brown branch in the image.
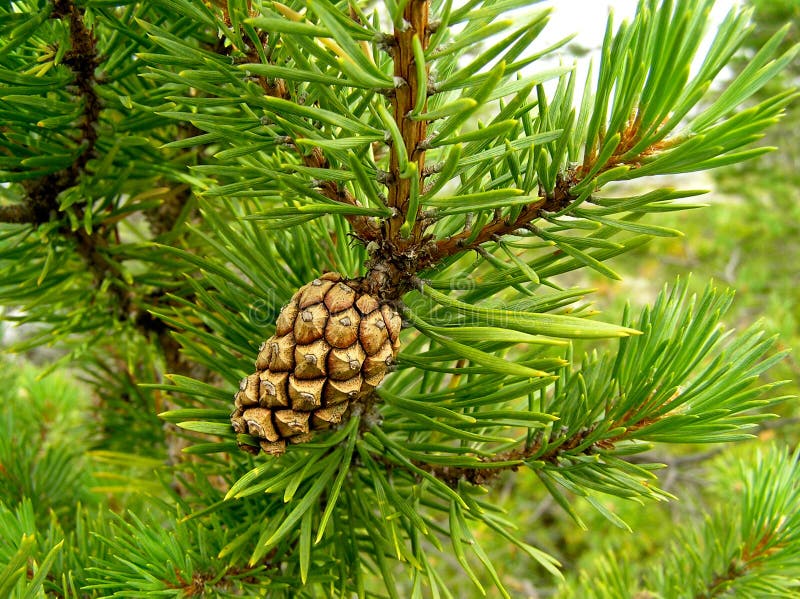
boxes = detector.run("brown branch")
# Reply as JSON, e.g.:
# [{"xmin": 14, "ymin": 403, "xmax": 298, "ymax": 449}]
[
  {"xmin": 423, "ymin": 113, "xmax": 675, "ymax": 269},
  {"xmin": 164, "ymin": 559, "xmax": 279, "ymax": 596},
  {"xmin": 45, "ymin": 1, "xmax": 137, "ymax": 317},
  {"xmin": 425, "ymin": 171, "xmax": 576, "ymax": 266},
  {"xmin": 386, "ymin": 0, "xmax": 430, "ymax": 240},
  {"xmin": 431, "ymin": 200, "xmax": 545, "ymax": 262},
  {"xmin": 393, "ymin": 389, "xmax": 681, "ymax": 488},
  {"xmin": 699, "ymin": 533, "xmax": 785, "ymax": 599},
  {"xmin": 2, "ymin": 0, "xmax": 172, "ymax": 338},
  {"xmin": 1, "ymin": 0, "xmax": 101, "ymax": 226},
  {"xmin": 214, "ymin": 9, "xmax": 380, "ymax": 243},
  {"xmin": 373, "ymin": 426, "xmax": 595, "ymax": 488},
  {"xmin": 56, "ymin": 0, "xmax": 101, "ymax": 172},
  {"xmin": 0, "ymin": 204, "xmax": 36, "ymax": 224},
  {"xmin": 293, "ymin": 143, "xmax": 380, "ymax": 242},
  {"xmin": 0, "ymin": 1, "xmax": 204, "ymax": 382},
  {"xmin": 578, "ymin": 112, "xmax": 677, "ymax": 179},
  {"xmin": 2, "ymin": 1, "xmax": 124, "ymax": 309},
  {"xmin": 410, "ymin": 114, "xmax": 678, "ymax": 271}
]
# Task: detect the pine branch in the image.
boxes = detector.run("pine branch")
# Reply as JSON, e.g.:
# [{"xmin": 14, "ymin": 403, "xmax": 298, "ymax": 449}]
[
  {"xmin": 0, "ymin": 1, "xmax": 203, "ymax": 368},
  {"xmin": 2, "ymin": 0, "xmax": 103, "ymax": 223},
  {"xmin": 380, "ymin": 406, "xmax": 653, "ymax": 488},
  {"xmin": 1, "ymin": 0, "xmax": 100, "ymax": 223},
  {"xmin": 385, "ymin": 0, "xmax": 430, "ymax": 241},
  {"xmin": 378, "ymin": 279, "xmax": 787, "ymax": 494},
  {"xmin": 574, "ymin": 447, "xmax": 800, "ymax": 598},
  {"xmin": 0, "ymin": 5, "xmax": 217, "ymax": 497},
  {"xmin": 51, "ymin": 0, "xmax": 101, "ymax": 175},
  {"xmin": 427, "ymin": 171, "xmax": 576, "ymax": 265},
  {"xmin": 2, "ymin": 0, "xmax": 98, "ymax": 220},
  {"xmin": 372, "ymin": 426, "xmax": 580, "ymax": 488},
  {"xmin": 2, "ymin": 2, "xmax": 143, "ymax": 327},
  {"xmin": 0, "ymin": 204, "xmax": 36, "ymax": 224},
  {"xmin": 577, "ymin": 114, "xmax": 677, "ymax": 179},
  {"xmin": 209, "ymin": 4, "xmax": 382, "ymax": 243}
]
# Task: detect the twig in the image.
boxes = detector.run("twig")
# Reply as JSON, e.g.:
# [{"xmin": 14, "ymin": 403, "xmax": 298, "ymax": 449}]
[
  {"xmin": 2, "ymin": 0, "xmax": 102, "ymax": 228},
  {"xmin": 217, "ymin": 11, "xmax": 380, "ymax": 242},
  {"xmin": 288, "ymin": 142, "xmax": 380, "ymax": 242},
  {"xmin": 425, "ymin": 172, "xmax": 575, "ymax": 266},
  {"xmin": 698, "ymin": 531, "xmax": 785, "ymax": 599},
  {"xmin": 387, "ymin": 385, "xmax": 691, "ymax": 488},
  {"xmin": 2, "ymin": 1, "xmax": 178, "ymax": 341},
  {"xmin": 379, "ymin": 426, "xmax": 597, "ymax": 488},
  {"xmin": 0, "ymin": 204, "xmax": 36, "ymax": 224},
  {"xmin": 578, "ymin": 113, "xmax": 676, "ymax": 178},
  {"xmin": 385, "ymin": 0, "xmax": 430, "ymax": 241}
]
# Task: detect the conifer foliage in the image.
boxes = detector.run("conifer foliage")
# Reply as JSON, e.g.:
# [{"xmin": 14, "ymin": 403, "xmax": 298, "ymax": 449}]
[{"xmin": 0, "ymin": 0, "xmax": 798, "ymax": 595}]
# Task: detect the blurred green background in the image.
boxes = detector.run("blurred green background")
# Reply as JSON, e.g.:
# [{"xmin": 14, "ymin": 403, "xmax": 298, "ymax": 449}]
[{"xmin": 0, "ymin": 0, "xmax": 797, "ymax": 596}]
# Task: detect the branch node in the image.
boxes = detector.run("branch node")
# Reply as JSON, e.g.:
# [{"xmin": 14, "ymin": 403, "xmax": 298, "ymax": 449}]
[
  {"xmin": 376, "ymin": 33, "xmax": 397, "ymax": 53},
  {"xmin": 421, "ymin": 162, "xmax": 443, "ymax": 177}
]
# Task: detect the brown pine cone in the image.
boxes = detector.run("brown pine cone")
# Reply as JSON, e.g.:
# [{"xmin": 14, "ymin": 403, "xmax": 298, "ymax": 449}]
[{"xmin": 231, "ymin": 273, "xmax": 401, "ymax": 455}]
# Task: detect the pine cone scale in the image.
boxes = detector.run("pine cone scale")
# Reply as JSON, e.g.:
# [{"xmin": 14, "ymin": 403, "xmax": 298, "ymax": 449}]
[
  {"xmin": 325, "ymin": 308, "xmax": 359, "ymax": 348},
  {"xmin": 269, "ymin": 333, "xmax": 295, "ymax": 371}
]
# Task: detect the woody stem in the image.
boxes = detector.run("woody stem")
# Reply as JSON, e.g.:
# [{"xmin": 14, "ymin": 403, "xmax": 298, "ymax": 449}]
[{"xmin": 386, "ymin": 0, "xmax": 430, "ymax": 241}]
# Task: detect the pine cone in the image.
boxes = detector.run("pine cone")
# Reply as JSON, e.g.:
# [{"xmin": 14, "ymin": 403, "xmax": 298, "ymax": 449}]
[{"xmin": 231, "ymin": 273, "xmax": 401, "ymax": 455}]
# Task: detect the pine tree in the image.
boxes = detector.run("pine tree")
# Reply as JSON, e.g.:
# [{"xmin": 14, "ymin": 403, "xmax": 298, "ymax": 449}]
[{"xmin": 0, "ymin": 0, "xmax": 798, "ymax": 596}]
